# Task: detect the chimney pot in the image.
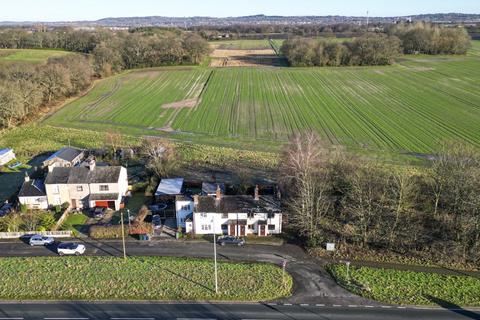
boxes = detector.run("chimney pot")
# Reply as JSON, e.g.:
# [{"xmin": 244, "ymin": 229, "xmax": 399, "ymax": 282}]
[
  {"xmin": 216, "ymin": 184, "xmax": 222, "ymax": 201},
  {"xmin": 193, "ymin": 194, "xmax": 199, "ymax": 206},
  {"xmin": 254, "ymin": 185, "xmax": 260, "ymax": 201},
  {"xmin": 24, "ymin": 173, "xmax": 30, "ymax": 182}
]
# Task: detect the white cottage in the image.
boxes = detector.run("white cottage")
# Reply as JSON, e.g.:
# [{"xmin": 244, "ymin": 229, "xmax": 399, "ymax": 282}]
[
  {"xmin": 192, "ymin": 186, "xmax": 282, "ymax": 237},
  {"xmin": 18, "ymin": 176, "xmax": 48, "ymax": 210}
]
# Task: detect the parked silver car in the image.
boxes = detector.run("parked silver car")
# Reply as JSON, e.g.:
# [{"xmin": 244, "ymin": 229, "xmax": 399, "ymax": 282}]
[
  {"xmin": 57, "ymin": 242, "xmax": 86, "ymax": 256},
  {"xmin": 29, "ymin": 234, "xmax": 54, "ymax": 246}
]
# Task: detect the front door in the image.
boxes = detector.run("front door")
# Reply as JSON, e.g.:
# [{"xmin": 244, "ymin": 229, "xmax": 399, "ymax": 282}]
[
  {"xmin": 259, "ymin": 225, "xmax": 266, "ymax": 236},
  {"xmin": 71, "ymin": 199, "xmax": 77, "ymax": 209},
  {"xmin": 240, "ymin": 225, "xmax": 246, "ymax": 236},
  {"xmin": 229, "ymin": 224, "xmax": 235, "ymax": 236}
]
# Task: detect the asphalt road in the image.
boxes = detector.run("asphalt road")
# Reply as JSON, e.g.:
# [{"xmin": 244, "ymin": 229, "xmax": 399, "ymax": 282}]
[
  {"xmin": 0, "ymin": 239, "xmax": 369, "ymax": 305},
  {"xmin": 0, "ymin": 302, "xmax": 479, "ymax": 320},
  {"xmin": 1, "ymin": 239, "xmax": 479, "ymax": 319}
]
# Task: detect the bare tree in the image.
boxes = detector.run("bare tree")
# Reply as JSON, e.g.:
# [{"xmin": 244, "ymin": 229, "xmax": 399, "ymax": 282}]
[
  {"xmin": 140, "ymin": 137, "xmax": 179, "ymax": 179},
  {"xmin": 387, "ymin": 169, "xmax": 417, "ymax": 248},
  {"xmin": 105, "ymin": 130, "xmax": 123, "ymax": 159},
  {"xmin": 280, "ymin": 132, "xmax": 333, "ymax": 245}
]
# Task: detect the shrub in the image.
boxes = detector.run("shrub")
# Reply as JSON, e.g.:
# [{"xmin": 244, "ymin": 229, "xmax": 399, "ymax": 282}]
[{"xmin": 39, "ymin": 212, "xmax": 56, "ymax": 230}]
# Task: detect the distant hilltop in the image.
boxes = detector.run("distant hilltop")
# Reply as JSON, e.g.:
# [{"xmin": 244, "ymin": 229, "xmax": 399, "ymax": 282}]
[{"xmin": 1, "ymin": 13, "xmax": 480, "ymax": 27}]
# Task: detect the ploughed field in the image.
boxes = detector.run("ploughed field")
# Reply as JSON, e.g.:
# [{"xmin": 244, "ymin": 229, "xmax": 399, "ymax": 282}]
[{"xmin": 45, "ymin": 41, "xmax": 480, "ymax": 154}]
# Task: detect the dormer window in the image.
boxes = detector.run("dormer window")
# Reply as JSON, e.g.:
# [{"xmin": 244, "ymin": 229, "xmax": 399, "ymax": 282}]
[
  {"xmin": 100, "ymin": 185, "xmax": 109, "ymax": 191},
  {"xmin": 76, "ymin": 186, "xmax": 83, "ymax": 192}
]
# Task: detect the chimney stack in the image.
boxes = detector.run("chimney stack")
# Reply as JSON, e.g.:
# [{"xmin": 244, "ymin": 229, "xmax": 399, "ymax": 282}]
[
  {"xmin": 24, "ymin": 173, "xmax": 30, "ymax": 183},
  {"xmin": 216, "ymin": 184, "xmax": 222, "ymax": 201},
  {"xmin": 89, "ymin": 158, "xmax": 96, "ymax": 171},
  {"xmin": 193, "ymin": 194, "xmax": 199, "ymax": 207},
  {"xmin": 254, "ymin": 185, "xmax": 259, "ymax": 201}
]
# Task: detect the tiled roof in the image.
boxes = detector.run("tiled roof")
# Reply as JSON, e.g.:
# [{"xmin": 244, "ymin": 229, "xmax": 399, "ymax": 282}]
[
  {"xmin": 195, "ymin": 195, "xmax": 281, "ymax": 214},
  {"xmin": 44, "ymin": 147, "xmax": 83, "ymax": 163},
  {"xmin": 18, "ymin": 179, "xmax": 46, "ymax": 198},
  {"xmin": 45, "ymin": 166, "xmax": 123, "ymax": 185}
]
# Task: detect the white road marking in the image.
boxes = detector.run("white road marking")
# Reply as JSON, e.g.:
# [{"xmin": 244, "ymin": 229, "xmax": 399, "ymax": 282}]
[
  {"xmin": 348, "ymin": 305, "xmax": 358, "ymax": 308},
  {"xmin": 300, "ymin": 304, "xmax": 309, "ymax": 306},
  {"xmin": 0, "ymin": 318, "xmax": 24, "ymax": 320},
  {"xmin": 111, "ymin": 318, "xmax": 155, "ymax": 320},
  {"xmin": 267, "ymin": 303, "xmax": 277, "ymax": 306},
  {"xmin": 177, "ymin": 318, "xmax": 216, "ymax": 320},
  {"xmin": 44, "ymin": 318, "xmax": 89, "ymax": 320},
  {"xmin": 332, "ymin": 304, "xmax": 342, "ymax": 307},
  {"xmin": 397, "ymin": 306, "xmax": 407, "ymax": 309},
  {"xmin": 283, "ymin": 303, "xmax": 292, "ymax": 306},
  {"xmin": 365, "ymin": 305, "xmax": 374, "ymax": 308},
  {"xmin": 381, "ymin": 306, "xmax": 392, "ymax": 309},
  {"xmin": 315, "ymin": 304, "xmax": 325, "ymax": 307}
]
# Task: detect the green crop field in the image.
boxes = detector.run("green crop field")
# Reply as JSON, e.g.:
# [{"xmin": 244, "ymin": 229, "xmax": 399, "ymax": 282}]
[
  {"xmin": 45, "ymin": 41, "xmax": 480, "ymax": 154},
  {"xmin": 0, "ymin": 49, "xmax": 72, "ymax": 64},
  {"xmin": 210, "ymin": 39, "xmax": 275, "ymax": 50}
]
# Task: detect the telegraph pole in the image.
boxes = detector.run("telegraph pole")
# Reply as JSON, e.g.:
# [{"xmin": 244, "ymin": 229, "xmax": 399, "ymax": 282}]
[
  {"xmin": 120, "ymin": 210, "xmax": 127, "ymax": 261},
  {"xmin": 212, "ymin": 218, "xmax": 219, "ymax": 294}
]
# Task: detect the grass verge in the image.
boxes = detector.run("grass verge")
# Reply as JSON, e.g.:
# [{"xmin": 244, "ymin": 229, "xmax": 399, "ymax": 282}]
[
  {"xmin": 0, "ymin": 256, "xmax": 292, "ymax": 301},
  {"xmin": 327, "ymin": 264, "xmax": 480, "ymax": 307}
]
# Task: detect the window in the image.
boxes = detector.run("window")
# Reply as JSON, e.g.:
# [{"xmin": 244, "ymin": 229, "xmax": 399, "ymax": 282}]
[
  {"xmin": 200, "ymin": 213, "xmax": 207, "ymax": 218},
  {"xmin": 181, "ymin": 205, "xmax": 191, "ymax": 211},
  {"xmin": 100, "ymin": 185, "xmax": 109, "ymax": 191},
  {"xmin": 267, "ymin": 213, "xmax": 274, "ymax": 219},
  {"xmin": 268, "ymin": 224, "xmax": 276, "ymax": 231},
  {"xmin": 248, "ymin": 212, "xmax": 254, "ymax": 218},
  {"xmin": 76, "ymin": 186, "xmax": 83, "ymax": 192},
  {"xmin": 53, "ymin": 185, "xmax": 60, "ymax": 194},
  {"xmin": 221, "ymin": 213, "xmax": 228, "ymax": 219},
  {"xmin": 201, "ymin": 224, "xmax": 212, "ymax": 231},
  {"xmin": 248, "ymin": 224, "xmax": 254, "ymax": 230},
  {"xmin": 221, "ymin": 224, "xmax": 228, "ymax": 230}
]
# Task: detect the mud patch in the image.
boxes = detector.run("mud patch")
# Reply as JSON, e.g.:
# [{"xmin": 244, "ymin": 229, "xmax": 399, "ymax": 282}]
[{"xmin": 162, "ymin": 98, "xmax": 201, "ymax": 109}]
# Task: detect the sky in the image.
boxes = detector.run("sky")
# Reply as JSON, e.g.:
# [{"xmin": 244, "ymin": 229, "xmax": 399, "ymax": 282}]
[{"xmin": 1, "ymin": 0, "xmax": 479, "ymax": 22}]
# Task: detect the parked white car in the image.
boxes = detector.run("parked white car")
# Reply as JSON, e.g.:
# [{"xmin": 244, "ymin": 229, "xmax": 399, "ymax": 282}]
[
  {"xmin": 29, "ymin": 234, "xmax": 54, "ymax": 246},
  {"xmin": 57, "ymin": 243, "xmax": 86, "ymax": 256}
]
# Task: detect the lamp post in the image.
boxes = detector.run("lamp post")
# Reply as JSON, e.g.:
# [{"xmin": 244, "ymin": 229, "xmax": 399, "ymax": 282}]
[
  {"xmin": 127, "ymin": 209, "xmax": 131, "ymax": 228},
  {"xmin": 211, "ymin": 217, "xmax": 218, "ymax": 294}
]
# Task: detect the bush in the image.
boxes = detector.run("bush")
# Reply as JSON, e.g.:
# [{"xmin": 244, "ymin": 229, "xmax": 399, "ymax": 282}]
[{"xmin": 39, "ymin": 212, "xmax": 56, "ymax": 230}]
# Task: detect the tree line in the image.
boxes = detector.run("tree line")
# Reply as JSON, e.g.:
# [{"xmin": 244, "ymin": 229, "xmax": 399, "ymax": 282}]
[
  {"xmin": 0, "ymin": 27, "xmax": 211, "ymax": 128},
  {"xmin": 193, "ymin": 23, "xmax": 364, "ymax": 40},
  {"xmin": 0, "ymin": 27, "xmax": 211, "ymax": 76},
  {"xmin": 0, "ymin": 55, "xmax": 93, "ymax": 128},
  {"xmin": 280, "ymin": 133, "xmax": 480, "ymax": 266},
  {"xmin": 281, "ymin": 34, "xmax": 402, "ymax": 67},
  {"xmin": 281, "ymin": 23, "xmax": 471, "ymax": 67},
  {"xmin": 387, "ymin": 22, "xmax": 471, "ymax": 54}
]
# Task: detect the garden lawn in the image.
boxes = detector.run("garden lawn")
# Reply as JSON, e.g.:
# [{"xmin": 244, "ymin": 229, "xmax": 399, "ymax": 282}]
[
  {"xmin": 0, "ymin": 256, "xmax": 292, "ymax": 301},
  {"xmin": 327, "ymin": 264, "xmax": 480, "ymax": 307}
]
